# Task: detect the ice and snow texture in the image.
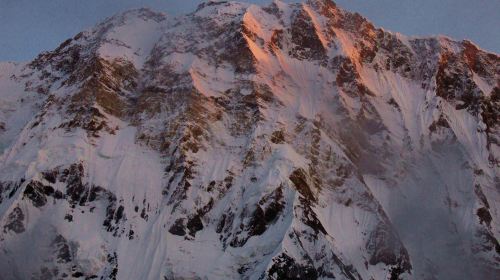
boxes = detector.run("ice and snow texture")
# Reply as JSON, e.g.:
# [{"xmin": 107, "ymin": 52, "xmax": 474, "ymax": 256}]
[{"xmin": 0, "ymin": 1, "xmax": 499, "ymax": 279}]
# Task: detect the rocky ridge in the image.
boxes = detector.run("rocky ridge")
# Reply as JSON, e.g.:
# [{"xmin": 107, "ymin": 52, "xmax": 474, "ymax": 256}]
[{"xmin": 0, "ymin": 1, "xmax": 499, "ymax": 279}]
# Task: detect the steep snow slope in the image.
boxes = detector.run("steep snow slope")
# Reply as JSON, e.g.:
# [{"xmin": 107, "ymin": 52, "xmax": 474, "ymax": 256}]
[{"xmin": 0, "ymin": 1, "xmax": 499, "ymax": 279}]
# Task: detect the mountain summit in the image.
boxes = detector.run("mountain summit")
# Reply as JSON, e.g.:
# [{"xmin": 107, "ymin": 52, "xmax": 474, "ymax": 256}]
[{"xmin": 0, "ymin": 1, "xmax": 499, "ymax": 279}]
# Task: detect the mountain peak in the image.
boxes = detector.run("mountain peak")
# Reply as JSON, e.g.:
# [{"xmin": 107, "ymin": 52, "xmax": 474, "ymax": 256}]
[
  {"xmin": 306, "ymin": 0, "xmax": 337, "ymax": 9},
  {"xmin": 124, "ymin": 7, "xmax": 165, "ymax": 17},
  {"xmin": 0, "ymin": 1, "xmax": 499, "ymax": 280}
]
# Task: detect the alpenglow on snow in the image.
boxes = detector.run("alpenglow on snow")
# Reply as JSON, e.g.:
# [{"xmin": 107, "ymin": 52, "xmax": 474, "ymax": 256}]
[{"xmin": 0, "ymin": 1, "xmax": 499, "ymax": 279}]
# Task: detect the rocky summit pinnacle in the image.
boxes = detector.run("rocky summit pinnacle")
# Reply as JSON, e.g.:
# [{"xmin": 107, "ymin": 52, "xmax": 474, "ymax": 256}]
[{"xmin": 0, "ymin": 1, "xmax": 499, "ymax": 279}]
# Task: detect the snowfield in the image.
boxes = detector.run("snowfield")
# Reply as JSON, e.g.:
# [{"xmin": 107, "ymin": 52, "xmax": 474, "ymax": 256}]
[{"xmin": 0, "ymin": 1, "xmax": 498, "ymax": 279}]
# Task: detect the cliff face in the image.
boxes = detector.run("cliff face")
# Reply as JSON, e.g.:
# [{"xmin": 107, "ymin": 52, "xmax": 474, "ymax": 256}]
[{"xmin": 0, "ymin": 1, "xmax": 498, "ymax": 279}]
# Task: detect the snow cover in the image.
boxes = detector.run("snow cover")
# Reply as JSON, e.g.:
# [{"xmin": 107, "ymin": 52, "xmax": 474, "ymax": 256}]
[{"xmin": 0, "ymin": 1, "xmax": 498, "ymax": 279}]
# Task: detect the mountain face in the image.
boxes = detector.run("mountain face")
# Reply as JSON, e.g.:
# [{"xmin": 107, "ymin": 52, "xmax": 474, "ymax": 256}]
[{"xmin": 0, "ymin": 0, "xmax": 499, "ymax": 279}]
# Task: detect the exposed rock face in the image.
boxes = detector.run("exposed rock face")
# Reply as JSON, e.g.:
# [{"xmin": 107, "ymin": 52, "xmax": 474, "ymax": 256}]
[{"xmin": 0, "ymin": 1, "xmax": 499, "ymax": 279}]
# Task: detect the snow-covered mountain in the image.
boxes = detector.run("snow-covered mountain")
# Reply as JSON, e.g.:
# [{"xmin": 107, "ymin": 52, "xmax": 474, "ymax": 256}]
[{"xmin": 0, "ymin": 0, "xmax": 499, "ymax": 279}]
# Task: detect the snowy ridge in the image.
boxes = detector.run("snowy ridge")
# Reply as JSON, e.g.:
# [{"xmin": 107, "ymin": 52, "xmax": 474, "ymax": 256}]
[{"xmin": 0, "ymin": 1, "xmax": 499, "ymax": 279}]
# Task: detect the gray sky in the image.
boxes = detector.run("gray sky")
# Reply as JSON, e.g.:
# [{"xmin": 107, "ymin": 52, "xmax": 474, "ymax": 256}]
[{"xmin": 0, "ymin": 0, "xmax": 498, "ymax": 62}]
